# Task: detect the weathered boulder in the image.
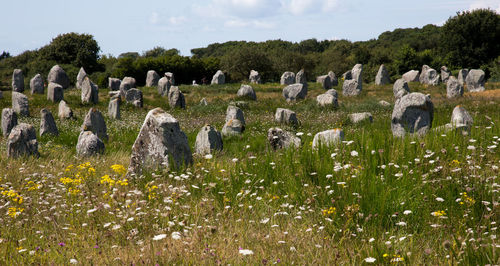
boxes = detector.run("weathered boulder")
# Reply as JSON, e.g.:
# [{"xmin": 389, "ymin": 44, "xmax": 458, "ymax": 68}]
[
  {"xmin": 222, "ymin": 105, "xmax": 245, "ymax": 136},
  {"xmin": 194, "ymin": 125, "xmax": 223, "ymax": 155},
  {"xmin": 351, "ymin": 64, "xmax": 363, "ymax": 84},
  {"xmin": 122, "ymin": 77, "xmax": 136, "ymax": 88},
  {"xmin": 30, "ymin": 74, "xmax": 44, "ymax": 94},
  {"xmin": 349, "ymin": 112, "xmax": 373, "ymax": 123},
  {"xmin": 1, "ymin": 108, "xmax": 17, "ymax": 138},
  {"xmin": 39, "ymin": 108, "xmax": 58, "ymax": 136},
  {"xmin": 316, "ymin": 89, "xmax": 338, "ymax": 108},
  {"xmin": 446, "ymin": 76, "xmax": 463, "ymax": 98},
  {"xmin": 12, "ymin": 92, "xmax": 29, "ymax": 116},
  {"xmin": 267, "ymin": 127, "xmax": 301, "ymax": 150},
  {"xmin": 342, "ymin": 80, "xmax": 361, "ymax": 96},
  {"xmin": 125, "ymin": 88, "xmax": 143, "ymax": 107},
  {"xmin": 108, "ymin": 78, "xmax": 121, "ymax": 91},
  {"xmin": 157, "ymin": 77, "xmax": 169, "ymax": 96},
  {"xmin": 128, "ymin": 108, "xmax": 192, "ymax": 175},
  {"xmin": 47, "ymin": 65, "xmax": 70, "ymax": 89},
  {"xmin": 402, "ymin": 70, "xmax": 419, "ymax": 82},
  {"xmin": 58, "ymin": 100, "xmax": 73, "ymax": 120},
  {"xmin": 76, "ymin": 67, "xmax": 87, "ymax": 90},
  {"xmin": 146, "ymin": 70, "xmax": 160, "ymax": 87},
  {"xmin": 391, "ymin": 92, "xmax": 434, "ymax": 137},
  {"xmin": 296, "ymin": 69, "xmax": 307, "ymax": 87},
  {"xmin": 12, "ymin": 69, "xmax": 24, "ymax": 92},
  {"xmin": 393, "ymin": 78, "xmax": 410, "ymax": 98},
  {"xmin": 7, "ymin": 123, "xmax": 39, "ymax": 158},
  {"xmin": 275, "ymin": 108, "xmax": 299, "ymax": 126},
  {"xmin": 465, "ymin": 69, "xmax": 485, "ymax": 92},
  {"xmin": 81, "ymin": 77, "xmax": 98, "ymax": 104},
  {"xmin": 211, "ymin": 70, "xmax": 225, "ymax": 85},
  {"xmin": 108, "ymin": 98, "xmax": 120, "ymax": 119},
  {"xmin": 328, "ymin": 71, "xmax": 338, "ymax": 86},
  {"xmin": 421, "ymin": 67, "xmax": 440, "ymax": 86},
  {"xmin": 280, "ymin": 71, "xmax": 295, "ymax": 85},
  {"xmin": 81, "ymin": 108, "xmax": 108, "ymax": 141},
  {"xmin": 316, "ymin": 75, "xmax": 332, "ymax": 90},
  {"xmin": 283, "ymin": 83, "xmax": 307, "ymax": 101},
  {"xmin": 375, "ymin": 64, "xmax": 390, "ymax": 85},
  {"xmin": 458, "ymin": 69, "xmax": 468, "ymax": 85},
  {"xmin": 451, "ymin": 105, "xmax": 473, "ymax": 133},
  {"xmin": 441, "ymin": 66, "xmax": 451, "ymax": 83},
  {"xmin": 419, "ymin": 65, "xmax": 431, "ymax": 83},
  {"xmin": 312, "ymin": 128, "xmax": 344, "ymax": 149},
  {"xmin": 47, "ymin": 82, "xmax": 64, "ymax": 103},
  {"xmin": 167, "ymin": 86, "xmax": 185, "ymax": 109},
  {"xmin": 237, "ymin": 84, "xmax": 257, "ymax": 100},
  {"xmin": 76, "ymin": 131, "xmax": 105, "ymax": 157},
  {"xmin": 249, "ymin": 70, "xmax": 262, "ymax": 84}
]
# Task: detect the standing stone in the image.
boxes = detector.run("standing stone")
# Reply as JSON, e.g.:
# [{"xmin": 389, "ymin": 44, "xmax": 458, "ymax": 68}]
[
  {"xmin": 125, "ymin": 88, "xmax": 143, "ymax": 107},
  {"xmin": 375, "ymin": 64, "xmax": 390, "ymax": 85},
  {"xmin": 30, "ymin": 74, "xmax": 44, "ymax": 94},
  {"xmin": 391, "ymin": 92, "xmax": 434, "ymax": 137},
  {"xmin": 165, "ymin": 72, "xmax": 175, "ymax": 85},
  {"xmin": 108, "ymin": 78, "xmax": 121, "ymax": 91},
  {"xmin": 76, "ymin": 67, "xmax": 87, "ymax": 90},
  {"xmin": 39, "ymin": 109, "xmax": 58, "ymax": 136},
  {"xmin": 237, "ymin": 84, "xmax": 257, "ymax": 100},
  {"xmin": 1, "ymin": 108, "xmax": 18, "ymax": 138},
  {"xmin": 119, "ymin": 77, "xmax": 135, "ymax": 95},
  {"xmin": 316, "ymin": 75, "xmax": 332, "ymax": 90},
  {"xmin": 146, "ymin": 70, "xmax": 160, "ymax": 87},
  {"xmin": 342, "ymin": 70, "xmax": 352, "ymax": 80},
  {"xmin": 446, "ymin": 76, "xmax": 464, "ymax": 98},
  {"xmin": 222, "ymin": 105, "xmax": 245, "ymax": 136},
  {"xmin": 158, "ymin": 77, "xmax": 169, "ymax": 96},
  {"xmin": 328, "ymin": 71, "xmax": 338, "ymax": 86},
  {"xmin": 441, "ymin": 66, "xmax": 451, "ymax": 83},
  {"xmin": 6, "ymin": 123, "xmax": 39, "ymax": 158},
  {"xmin": 312, "ymin": 128, "xmax": 344, "ymax": 149},
  {"xmin": 393, "ymin": 78, "xmax": 410, "ymax": 98},
  {"xmin": 351, "ymin": 64, "xmax": 363, "ymax": 84},
  {"xmin": 342, "ymin": 80, "xmax": 361, "ymax": 96},
  {"xmin": 458, "ymin": 69, "xmax": 468, "ymax": 85},
  {"xmin": 316, "ymin": 89, "xmax": 338, "ymax": 108},
  {"xmin": 81, "ymin": 108, "xmax": 108, "ymax": 141},
  {"xmin": 280, "ymin": 72, "xmax": 295, "ymax": 85},
  {"xmin": 211, "ymin": 70, "xmax": 225, "ymax": 85},
  {"xmin": 349, "ymin": 112, "xmax": 373, "ymax": 123},
  {"xmin": 249, "ymin": 70, "xmax": 262, "ymax": 84},
  {"xmin": 275, "ymin": 108, "xmax": 299, "ymax": 126},
  {"xmin": 81, "ymin": 77, "xmax": 98, "ymax": 104},
  {"xmin": 402, "ymin": 70, "xmax": 420, "ymax": 82},
  {"xmin": 108, "ymin": 98, "xmax": 120, "ymax": 119},
  {"xmin": 419, "ymin": 65, "xmax": 431, "ymax": 83},
  {"xmin": 283, "ymin": 83, "xmax": 307, "ymax": 101},
  {"xmin": 296, "ymin": 69, "xmax": 307, "ymax": 87},
  {"xmin": 421, "ymin": 67, "xmax": 440, "ymax": 86},
  {"xmin": 12, "ymin": 92, "xmax": 29, "ymax": 116},
  {"xmin": 167, "ymin": 86, "xmax": 185, "ymax": 109},
  {"xmin": 58, "ymin": 100, "xmax": 73, "ymax": 120},
  {"xmin": 451, "ymin": 105, "xmax": 473, "ymax": 134},
  {"xmin": 47, "ymin": 82, "xmax": 64, "ymax": 103},
  {"xmin": 47, "ymin": 65, "xmax": 70, "ymax": 89},
  {"xmin": 76, "ymin": 131, "xmax": 105, "ymax": 157},
  {"xmin": 128, "ymin": 108, "xmax": 192, "ymax": 175},
  {"xmin": 12, "ymin": 69, "xmax": 24, "ymax": 92},
  {"xmin": 194, "ymin": 125, "xmax": 223, "ymax": 155},
  {"xmin": 122, "ymin": 77, "xmax": 136, "ymax": 88},
  {"xmin": 267, "ymin": 127, "xmax": 301, "ymax": 150},
  {"xmin": 465, "ymin": 69, "xmax": 485, "ymax": 92}
]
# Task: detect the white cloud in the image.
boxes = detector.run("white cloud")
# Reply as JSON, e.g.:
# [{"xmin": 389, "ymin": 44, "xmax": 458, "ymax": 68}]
[
  {"xmin": 194, "ymin": 0, "xmax": 282, "ymax": 19},
  {"xmin": 149, "ymin": 12, "xmax": 160, "ymax": 25},
  {"xmin": 468, "ymin": 0, "xmax": 500, "ymax": 13},
  {"xmin": 224, "ymin": 19, "xmax": 275, "ymax": 29},
  {"xmin": 169, "ymin": 16, "xmax": 187, "ymax": 25},
  {"xmin": 286, "ymin": 0, "xmax": 341, "ymax": 15},
  {"xmin": 149, "ymin": 12, "xmax": 188, "ymax": 26},
  {"xmin": 322, "ymin": 0, "xmax": 339, "ymax": 12}
]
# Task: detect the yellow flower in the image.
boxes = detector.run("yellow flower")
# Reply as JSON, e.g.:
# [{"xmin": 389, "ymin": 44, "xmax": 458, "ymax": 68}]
[
  {"xmin": 431, "ymin": 210, "xmax": 446, "ymax": 217},
  {"xmin": 7, "ymin": 207, "xmax": 24, "ymax": 218},
  {"xmin": 111, "ymin": 164, "xmax": 127, "ymax": 175}
]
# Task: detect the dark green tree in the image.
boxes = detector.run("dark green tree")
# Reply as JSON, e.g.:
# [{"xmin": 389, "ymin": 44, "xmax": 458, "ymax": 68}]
[
  {"xmin": 220, "ymin": 46, "xmax": 272, "ymax": 82},
  {"xmin": 142, "ymin": 47, "xmax": 180, "ymax": 58}
]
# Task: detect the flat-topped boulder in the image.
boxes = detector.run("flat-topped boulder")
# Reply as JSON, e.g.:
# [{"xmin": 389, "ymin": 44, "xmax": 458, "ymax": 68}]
[
  {"xmin": 12, "ymin": 92, "xmax": 29, "ymax": 116},
  {"xmin": 47, "ymin": 65, "xmax": 70, "ymax": 89},
  {"xmin": 342, "ymin": 80, "xmax": 361, "ymax": 96},
  {"xmin": 128, "ymin": 108, "xmax": 192, "ymax": 175},
  {"xmin": 12, "ymin": 69, "xmax": 24, "ymax": 92},
  {"xmin": 391, "ymin": 92, "xmax": 434, "ymax": 137},
  {"xmin": 267, "ymin": 127, "xmax": 301, "ymax": 150},
  {"xmin": 47, "ymin": 82, "xmax": 64, "ymax": 103},
  {"xmin": 76, "ymin": 131, "xmax": 105, "ymax": 157},
  {"xmin": 237, "ymin": 84, "xmax": 257, "ymax": 100},
  {"xmin": 283, "ymin": 83, "xmax": 307, "ymax": 101},
  {"xmin": 146, "ymin": 70, "xmax": 160, "ymax": 87},
  {"xmin": 7, "ymin": 123, "xmax": 39, "ymax": 158},
  {"xmin": 280, "ymin": 71, "xmax": 295, "ymax": 85},
  {"xmin": 446, "ymin": 76, "xmax": 463, "ymax": 98},
  {"xmin": 81, "ymin": 108, "xmax": 108, "ymax": 141},
  {"xmin": 316, "ymin": 75, "xmax": 332, "ymax": 90},
  {"xmin": 108, "ymin": 98, "xmax": 120, "ymax": 119},
  {"xmin": 465, "ymin": 69, "xmax": 485, "ymax": 92},
  {"xmin": 312, "ymin": 129, "xmax": 344, "ymax": 149},
  {"xmin": 40, "ymin": 108, "xmax": 58, "ymax": 136},
  {"xmin": 316, "ymin": 89, "xmax": 338, "ymax": 108},
  {"xmin": 275, "ymin": 108, "xmax": 299, "ymax": 126},
  {"xmin": 2, "ymin": 108, "xmax": 18, "ymax": 138},
  {"xmin": 194, "ymin": 125, "xmax": 223, "ymax": 155},
  {"xmin": 30, "ymin": 74, "xmax": 44, "ymax": 94}
]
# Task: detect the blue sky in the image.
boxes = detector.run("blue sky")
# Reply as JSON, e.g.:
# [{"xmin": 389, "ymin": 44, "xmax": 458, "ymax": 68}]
[{"xmin": 1, "ymin": 0, "xmax": 499, "ymax": 57}]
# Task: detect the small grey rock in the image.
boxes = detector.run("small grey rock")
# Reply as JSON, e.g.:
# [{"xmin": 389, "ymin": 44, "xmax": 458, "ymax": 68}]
[
  {"xmin": 267, "ymin": 127, "xmax": 301, "ymax": 150},
  {"xmin": 108, "ymin": 98, "xmax": 120, "ymax": 119},
  {"xmin": 126, "ymin": 88, "xmax": 143, "ymax": 108},
  {"xmin": 458, "ymin": 69, "xmax": 468, "ymax": 85},
  {"xmin": 312, "ymin": 129, "xmax": 344, "ymax": 149},
  {"xmin": 146, "ymin": 70, "xmax": 160, "ymax": 87},
  {"xmin": 342, "ymin": 79, "xmax": 361, "ymax": 96},
  {"xmin": 465, "ymin": 69, "xmax": 485, "ymax": 92},
  {"xmin": 283, "ymin": 83, "xmax": 307, "ymax": 101},
  {"xmin": 211, "ymin": 70, "xmax": 225, "ymax": 85},
  {"xmin": 296, "ymin": 69, "xmax": 307, "ymax": 88},
  {"xmin": 393, "ymin": 78, "xmax": 410, "ymax": 98},
  {"xmin": 402, "ymin": 70, "xmax": 419, "ymax": 82},
  {"xmin": 237, "ymin": 84, "xmax": 256, "ymax": 100},
  {"xmin": 280, "ymin": 71, "xmax": 295, "ymax": 85},
  {"xmin": 194, "ymin": 125, "xmax": 223, "ymax": 155},
  {"xmin": 451, "ymin": 105, "xmax": 473, "ymax": 133},
  {"xmin": 349, "ymin": 112, "xmax": 373, "ymax": 124},
  {"xmin": 108, "ymin": 78, "xmax": 121, "ymax": 91},
  {"xmin": 328, "ymin": 71, "xmax": 338, "ymax": 86},
  {"xmin": 316, "ymin": 92, "xmax": 338, "ymax": 108},
  {"xmin": 58, "ymin": 100, "xmax": 73, "ymax": 120},
  {"xmin": 446, "ymin": 76, "xmax": 463, "ymax": 98},
  {"xmin": 379, "ymin": 100, "xmax": 391, "ymax": 107},
  {"xmin": 7, "ymin": 123, "xmax": 39, "ymax": 158},
  {"xmin": 391, "ymin": 92, "xmax": 434, "ymax": 137},
  {"xmin": 76, "ymin": 67, "xmax": 87, "ymax": 90},
  {"xmin": 167, "ymin": 86, "xmax": 185, "ymax": 109},
  {"xmin": 375, "ymin": 64, "xmax": 390, "ymax": 85},
  {"xmin": 200, "ymin": 98, "xmax": 208, "ymax": 106},
  {"xmin": 81, "ymin": 77, "xmax": 98, "ymax": 104},
  {"xmin": 249, "ymin": 70, "xmax": 262, "ymax": 84},
  {"xmin": 76, "ymin": 131, "xmax": 105, "ymax": 157},
  {"xmin": 316, "ymin": 75, "xmax": 332, "ymax": 90},
  {"xmin": 275, "ymin": 108, "xmax": 299, "ymax": 126},
  {"xmin": 441, "ymin": 66, "xmax": 451, "ymax": 83}
]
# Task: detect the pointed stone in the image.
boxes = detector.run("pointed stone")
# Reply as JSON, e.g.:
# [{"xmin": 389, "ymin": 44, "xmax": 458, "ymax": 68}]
[
  {"xmin": 81, "ymin": 108, "xmax": 108, "ymax": 141},
  {"xmin": 40, "ymin": 109, "xmax": 58, "ymax": 136},
  {"xmin": 58, "ymin": 100, "xmax": 73, "ymax": 120},
  {"xmin": 2, "ymin": 108, "xmax": 18, "ymax": 138},
  {"xmin": 47, "ymin": 82, "xmax": 64, "ymax": 102},
  {"xmin": 76, "ymin": 67, "xmax": 87, "ymax": 90},
  {"xmin": 76, "ymin": 131, "xmax": 105, "ymax": 157},
  {"xmin": 30, "ymin": 74, "xmax": 44, "ymax": 94}
]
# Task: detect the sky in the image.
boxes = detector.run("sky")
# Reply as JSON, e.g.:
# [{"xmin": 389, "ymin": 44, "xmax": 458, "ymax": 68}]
[{"xmin": 1, "ymin": 0, "xmax": 499, "ymax": 57}]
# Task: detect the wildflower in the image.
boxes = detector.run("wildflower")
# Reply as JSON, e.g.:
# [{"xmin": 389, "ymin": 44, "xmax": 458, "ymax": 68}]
[
  {"xmin": 58, "ymin": 242, "xmax": 66, "ymax": 247},
  {"xmin": 69, "ymin": 259, "xmax": 78, "ymax": 264},
  {"xmin": 239, "ymin": 249, "xmax": 253, "ymax": 255},
  {"xmin": 322, "ymin": 207, "xmax": 336, "ymax": 216},
  {"xmin": 153, "ymin": 234, "xmax": 167, "ymax": 241},
  {"xmin": 7, "ymin": 207, "xmax": 24, "ymax": 218},
  {"xmin": 351, "ymin": 150, "xmax": 359, "ymax": 157},
  {"xmin": 364, "ymin": 257, "xmax": 376, "ymax": 263},
  {"xmin": 171, "ymin": 232, "xmax": 181, "ymax": 240},
  {"xmin": 204, "ymin": 154, "xmax": 213, "ymax": 160},
  {"xmin": 431, "ymin": 210, "xmax": 446, "ymax": 217},
  {"xmin": 110, "ymin": 164, "xmax": 127, "ymax": 175},
  {"xmin": 435, "ymin": 197, "xmax": 444, "ymax": 202}
]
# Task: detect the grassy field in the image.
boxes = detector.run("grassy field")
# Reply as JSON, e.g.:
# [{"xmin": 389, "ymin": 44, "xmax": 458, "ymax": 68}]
[{"xmin": 0, "ymin": 81, "xmax": 499, "ymax": 264}]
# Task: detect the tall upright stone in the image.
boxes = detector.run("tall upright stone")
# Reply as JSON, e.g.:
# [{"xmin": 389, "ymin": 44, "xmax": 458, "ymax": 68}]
[
  {"xmin": 316, "ymin": 75, "xmax": 332, "ymax": 90},
  {"xmin": 58, "ymin": 100, "xmax": 73, "ymax": 120},
  {"xmin": 12, "ymin": 69, "xmax": 24, "ymax": 92},
  {"xmin": 12, "ymin": 92, "xmax": 29, "ymax": 116},
  {"xmin": 296, "ymin": 69, "xmax": 307, "ymax": 88},
  {"xmin": 30, "ymin": 74, "xmax": 44, "ymax": 94},
  {"xmin": 375, "ymin": 64, "xmax": 390, "ymax": 85},
  {"xmin": 108, "ymin": 78, "xmax": 121, "ymax": 91},
  {"xmin": 47, "ymin": 65, "xmax": 70, "ymax": 89},
  {"xmin": 47, "ymin": 82, "xmax": 64, "ymax": 102},
  {"xmin": 391, "ymin": 92, "xmax": 434, "ymax": 137},
  {"xmin": 343, "ymin": 64, "xmax": 362, "ymax": 95},
  {"xmin": 194, "ymin": 125, "xmax": 223, "ymax": 155},
  {"xmin": 446, "ymin": 76, "xmax": 463, "ymax": 98},
  {"xmin": 419, "ymin": 65, "xmax": 431, "ymax": 83},
  {"xmin": 108, "ymin": 98, "xmax": 120, "ymax": 119},
  {"xmin": 465, "ymin": 69, "xmax": 485, "ymax": 92},
  {"xmin": 81, "ymin": 108, "xmax": 108, "ymax": 141},
  {"xmin": 146, "ymin": 70, "xmax": 160, "ymax": 87},
  {"xmin": 40, "ymin": 108, "xmax": 59, "ymax": 136},
  {"xmin": 458, "ymin": 69, "xmax": 468, "ymax": 85},
  {"xmin": 76, "ymin": 67, "xmax": 87, "ymax": 90},
  {"xmin": 351, "ymin": 64, "xmax": 363, "ymax": 85},
  {"xmin": 6, "ymin": 123, "xmax": 39, "ymax": 158},
  {"xmin": 211, "ymin": 70, "xmax": 225, "ymax": 85},
  {"xmin": 128, "ymin": 108, "xmax": 192, "ymax": 175},
  {"xmin": 441, "ymin": 66, "xmax": 451, "ymax": 83},
  {"xmin": 249, "ymin": 70, "xmax": 262, "ymax": 84},
  {"xmin": 328, "ymin": 71, "xmax": 338, "ymax": 86},
  {"xmin": 222, "ymin": 105, "xmax": 245, "ymax": 136},
  {"xmin": 1, "ymin": 108, "xmax": 18, "ymax": 138},
  {"xmin": 168, "ymin": 86, "xmax": 185, "ymax": 109},
  {"xmin": 81, "ymin": 77, "xmax": 98, "ymax": 104},
  {"xmin": 280, "ymin": 72, "xmax": 295, "ymax": 85}
]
